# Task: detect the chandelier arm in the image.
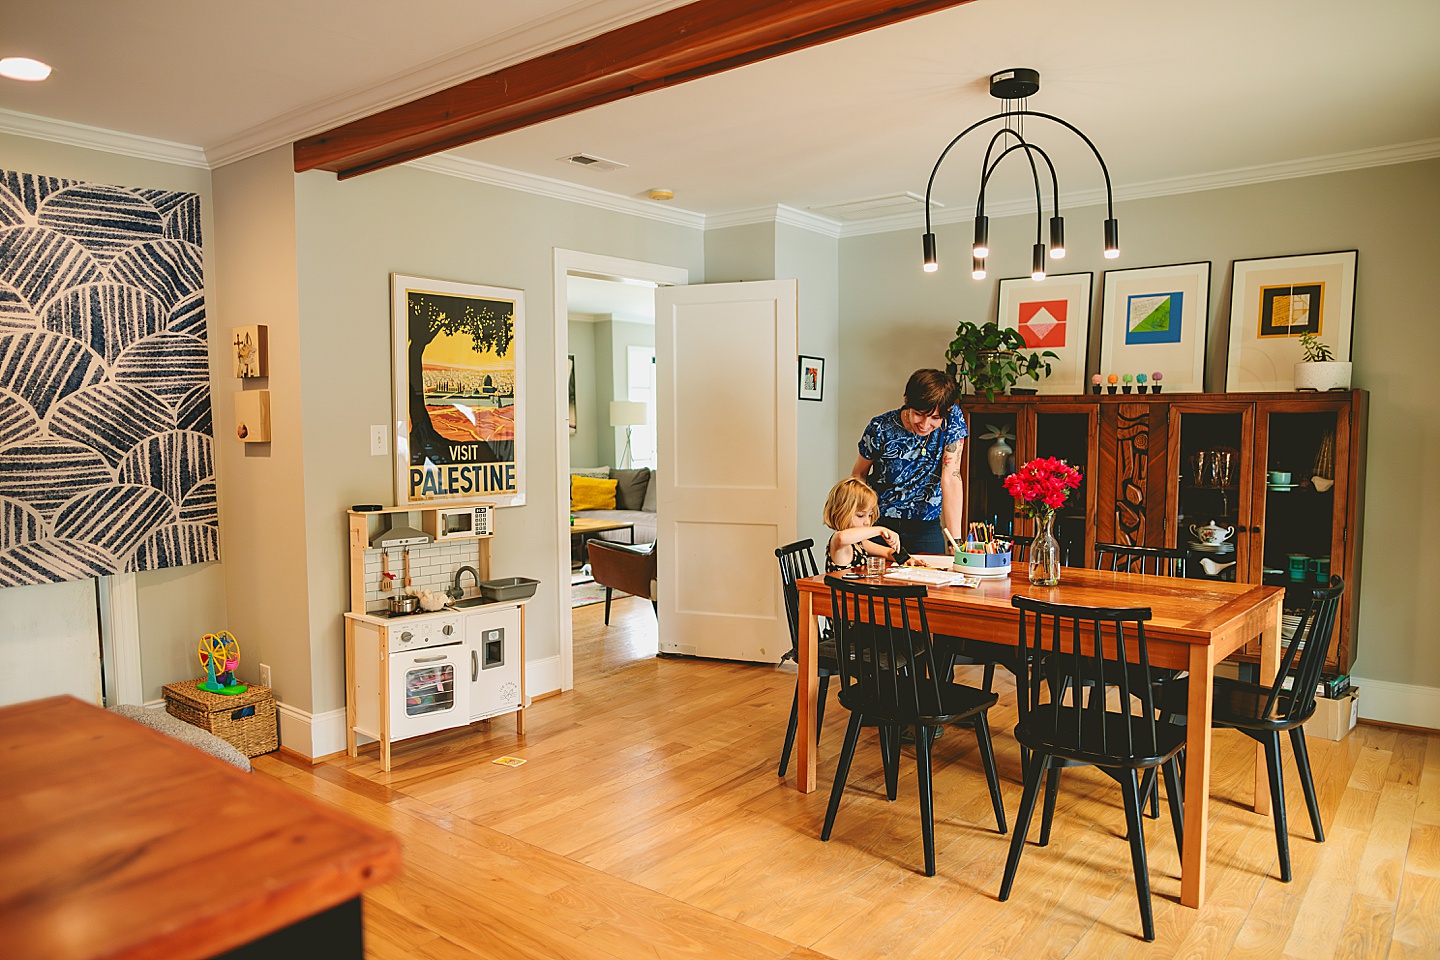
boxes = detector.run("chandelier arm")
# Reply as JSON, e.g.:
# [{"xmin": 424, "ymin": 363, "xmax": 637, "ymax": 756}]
[
  {"xmin": 976, "ymin": 141, "xmax": 1057, "ymax": 245},
  {"xmin": 924, "ymin": 109, "xmax": 1114, "ymax": 232}
]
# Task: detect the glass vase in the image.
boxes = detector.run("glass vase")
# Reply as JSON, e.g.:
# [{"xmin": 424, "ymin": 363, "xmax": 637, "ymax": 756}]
[{"xmin": 1028, "ymin": 510, "xmax": 1061, "ymax": 585}]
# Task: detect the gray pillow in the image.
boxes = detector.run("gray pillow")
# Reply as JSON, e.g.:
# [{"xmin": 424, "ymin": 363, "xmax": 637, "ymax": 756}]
[
  {"xmin": 611, "ymin": 467, "xmax": 650, "ymax": 510},
  {"xmin": 111, "ymin": 703, "xmax": 252, "ymax": 771},
  {"xmin": 570, "ymin": 465, "xmax": 611, "ymax": 479},
  {"xmin": 641, "ymin": 469, "xmax": 658, "ymax": 512}
]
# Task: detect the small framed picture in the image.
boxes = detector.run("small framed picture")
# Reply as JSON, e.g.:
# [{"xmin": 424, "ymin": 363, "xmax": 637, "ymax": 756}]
[
  {"xmin": 997, "ymin": 272, "xmax": 1093, "ymax": 394},
  {"xmin": 231, "ymin": 325, "xmax": 268, "ymax": 378},
  {"xmin": 1225, "ymin": 250, "xmax": 1357, "ymax": 392},
  {"xmin": 1099, "ymin": 261, "xmax": 1212, "ymax": 394},
  {"xmin": 798, "ymin": 355, "xmax": 825, "ymax": 401}
]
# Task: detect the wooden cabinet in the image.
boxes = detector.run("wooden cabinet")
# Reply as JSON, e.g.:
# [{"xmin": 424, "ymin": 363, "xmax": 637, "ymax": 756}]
[{"xmin": 960, "ymin": 391, "xmax": 1368, "ymax": 674}]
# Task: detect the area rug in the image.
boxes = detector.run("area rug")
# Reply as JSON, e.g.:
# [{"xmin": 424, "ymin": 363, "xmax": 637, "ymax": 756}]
[{"xmin": 572, "ymin": 581, "xmax": 608, "ymax": 608}]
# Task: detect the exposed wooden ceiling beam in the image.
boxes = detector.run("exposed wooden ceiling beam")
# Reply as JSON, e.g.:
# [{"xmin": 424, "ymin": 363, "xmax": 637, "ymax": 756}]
[{"xmin": 293, "ymin": 0, "xmax": 978, "ymax": 179}]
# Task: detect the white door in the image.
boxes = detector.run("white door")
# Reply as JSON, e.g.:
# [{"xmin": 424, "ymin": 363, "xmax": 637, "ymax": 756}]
[
  {"xmin": 0, "ymin": 579, "xmax": 102, "ymax": 706},
  {"xmin": 655, "ymin": 280, "xmax": 797, "ymax": 662}
]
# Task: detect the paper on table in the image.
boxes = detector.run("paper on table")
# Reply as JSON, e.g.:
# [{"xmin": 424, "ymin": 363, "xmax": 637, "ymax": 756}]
[{"xmin": 884, "ymin": 567, "xmax": 980, "ymax": 588}]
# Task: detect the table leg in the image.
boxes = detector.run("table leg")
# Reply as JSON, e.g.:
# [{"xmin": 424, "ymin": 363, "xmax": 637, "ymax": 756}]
[
  {"xmin": 1181, "ymin": 642, "xmax": 1214, "ymax": 909},
  {"xmin": 1254, "ymin": 600, "xmax": 1282, "ymax": 815},
  {"xmin": 796, "ymin": 590, "xmax": 818, "ymax": 794}
]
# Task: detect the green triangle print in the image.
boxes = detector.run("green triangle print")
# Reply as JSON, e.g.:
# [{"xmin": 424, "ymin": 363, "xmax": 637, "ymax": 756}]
[
  {"xmin": 1133, "ymin": 298, "xmax": 1170, "ymax": 332},
  {"xmin": 1124, "ymin": 291, "xmax": 1184, "ymax": 344}
]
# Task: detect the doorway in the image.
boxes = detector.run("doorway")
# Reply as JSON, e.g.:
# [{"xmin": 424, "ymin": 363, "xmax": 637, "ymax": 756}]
[{"xmin": 551, "ymin": 250, "xmax": 689, "ymax": 692}]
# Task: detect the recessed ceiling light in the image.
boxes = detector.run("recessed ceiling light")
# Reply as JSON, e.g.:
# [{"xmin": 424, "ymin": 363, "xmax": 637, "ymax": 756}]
[{"xmin": 0, "ymin": 57, "xmax": 53, "ymax": 82}]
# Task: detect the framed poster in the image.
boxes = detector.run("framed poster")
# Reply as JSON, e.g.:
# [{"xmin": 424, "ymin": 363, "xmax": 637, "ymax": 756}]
[
  {"xmin": 1225, "ymin": 250, "xmax": 1356, "ymax": 392},
  {"xmin": 567, "ymin": 355, "xmax": 577, "ymax": 435},
  {"xmin": 997, "ymin": 271, "xmax": 1092, "ymax": 394},
  {"xmin": 391, "ymin": 274, "xmax": 525, "ymax": 507},
  {"xmin": 1099, "ymin": 261, "xmax": 1211, "ymax": 394},
  {"xmin": 798, "ymin": 355, "xmax": 824, "ymax": 401}
]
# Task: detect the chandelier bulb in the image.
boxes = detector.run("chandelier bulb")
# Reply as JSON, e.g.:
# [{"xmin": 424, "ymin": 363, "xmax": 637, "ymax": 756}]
[
  {"xmin": 1049, "ymin": 216, "xmax": 1066, "ymax": 259},
  {"xmin": 1104, "ymin": 218, "xmax": 1121, "ymax": 259},
  {"xmin": 972, "ymin": 216, "xmax": 989, "ymax": 260},
  {"xmin": 1032, "ymin": 243, "xmax": 1047, "ymax": 281},
  {"xmin": 922, "ymin": 232, "xmax": 938, "ymax": 272},
  {"xmin": 972, "ymin": 256, "xmax": 987, "ymax": 281}
]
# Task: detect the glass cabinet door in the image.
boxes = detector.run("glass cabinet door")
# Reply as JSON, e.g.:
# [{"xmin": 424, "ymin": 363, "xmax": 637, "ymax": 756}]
[
  {"xmin": 1166, "ymin": 402, "xmax": 1255, "ymax": 582},
  {"xmin": 961, "ymin": 405, "xmax": 1021, "ymax": 539},
  {"xmin": 1031, "ymin": 406, "xmax": 1098, "ymax": 567}
]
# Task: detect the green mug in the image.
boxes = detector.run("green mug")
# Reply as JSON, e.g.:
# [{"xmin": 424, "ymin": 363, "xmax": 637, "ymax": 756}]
[{"xmin": 1287, "ymin": 553, "xmax": 1309, "ymax": 581}]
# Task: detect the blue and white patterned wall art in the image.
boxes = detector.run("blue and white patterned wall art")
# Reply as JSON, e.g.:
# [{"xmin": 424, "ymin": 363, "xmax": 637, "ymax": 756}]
[{"xmin": 0, "ymin": 169, "xmax": 217, "ymax": 586}]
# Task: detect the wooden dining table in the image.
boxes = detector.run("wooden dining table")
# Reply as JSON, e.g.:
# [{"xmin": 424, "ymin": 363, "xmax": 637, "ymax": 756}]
[{"xmin": 794, "ymin": 566, "xmax": 1284, "ymax": 910}]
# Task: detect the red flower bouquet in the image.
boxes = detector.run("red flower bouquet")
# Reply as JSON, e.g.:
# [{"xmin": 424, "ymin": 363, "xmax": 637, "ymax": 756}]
[{"xmin": 1003, "ymin": 457, "xmax": 1081, "ymax": 584}]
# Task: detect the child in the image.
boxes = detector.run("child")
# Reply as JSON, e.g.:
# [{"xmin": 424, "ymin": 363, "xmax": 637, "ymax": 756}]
[{"xmin": 822, "ymin": 477, "xmax": 905, "ymax": 572}]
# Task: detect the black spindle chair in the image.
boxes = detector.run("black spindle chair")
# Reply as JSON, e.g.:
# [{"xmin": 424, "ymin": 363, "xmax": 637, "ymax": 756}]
[
  {"xmin": 820, "ymin": 576, "xmax": 1006, "ymax": 877},
  {"xmin": 1093, "ymin": 542, "xmax": 1189, "ymax": 577},
  {"xmin": 1157, "ymin": 576, "xmax": 1345, "ymax": 882},
  {"xmin": 1000, "ymin": 596, "xmax": 1186, "ymax": 942},
  {"xmin": 775, "ymin": 540, "xmax": 839, "ymax": 778}
]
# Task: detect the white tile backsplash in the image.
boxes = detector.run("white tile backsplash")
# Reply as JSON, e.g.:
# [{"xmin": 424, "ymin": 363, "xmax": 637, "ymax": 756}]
[{"xmin": 363, "ymin": 540, "xmax": 482, "ymax": 604}]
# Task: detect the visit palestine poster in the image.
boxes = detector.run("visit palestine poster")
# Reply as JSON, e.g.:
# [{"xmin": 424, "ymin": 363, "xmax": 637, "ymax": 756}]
[{"xmin": 391, "ymin": 274, "xmax": 525, "ymax": 507}]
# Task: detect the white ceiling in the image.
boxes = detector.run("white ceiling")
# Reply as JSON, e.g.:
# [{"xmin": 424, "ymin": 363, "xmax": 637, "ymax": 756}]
[
  {"xmin": 3, "ymin": 0, "xmax": 1437, "ymax": 219},
  {"xmin": 567, "ymin": 275, "xmax": 657, "ymax": 322}
]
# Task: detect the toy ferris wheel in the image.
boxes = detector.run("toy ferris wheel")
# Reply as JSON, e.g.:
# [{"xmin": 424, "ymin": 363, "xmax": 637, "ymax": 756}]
[{"xmin": 198, "ymin": 631, "xmax": 247, "ymax": 695}]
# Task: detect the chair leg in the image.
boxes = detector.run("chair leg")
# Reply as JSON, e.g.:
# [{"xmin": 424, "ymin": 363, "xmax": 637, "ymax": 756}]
[
  {"xmin": 1038, "ymin": 760, "xmax": 1061, "ymax": 847},
  {"xmin": 777, "ymin": 681, "xmax": 800, "ymax": 778},
  {"xmin": 1146, "ymin": 769, "xmax": 1161, "ymax": 819},
  {"xmin": 1264, "ymin": 733, "xmax": 1292, "ymax": 882},
  {"xmin": 1289, "ymin": 726, "xmax": 1325, "ymax": 843},
  {"xmin": 816, "ymin": 676, "xmax": 830, "ymax": 745},
  {"xmin": 603, "ymin": 587, "xmax": 613, "ymax": 624},
  {"xmin": 983, "ymin": 662, "xmax": 996, "ymax": 693},
  {"xmin": 972, "ymin": 712, "xmax": 1007, "ymax": 834},
  {"xmin": 880, "ymin": 725, "xmax": 901, "ymax": 802},
  {"xmin": 1120, "ymin": 770, "xmax": 1155, "ymax": 942},
  {"xmin": 1163, "ymin": 757, "xmax": 1184, "ymax": 856},
  {"xmin": 999, "ymin": 751, "xmax": 1048, "ymax": 901},
  {"xmin": 821, "ymin": 713, "xmax": 865, "ymax": 842},
  {"xmin": 916, "ymin": 724, "xmax": 937, "ymax": 877}
]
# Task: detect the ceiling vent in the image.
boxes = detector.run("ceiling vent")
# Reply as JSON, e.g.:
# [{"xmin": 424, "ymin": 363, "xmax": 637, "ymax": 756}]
[
  {"xmin": 809, "ymin": 191, "xmax": 941, "ymax": 220},
  {"xmin": 557, "ymin": 153, "xmax": 627, "ymax": 173}
]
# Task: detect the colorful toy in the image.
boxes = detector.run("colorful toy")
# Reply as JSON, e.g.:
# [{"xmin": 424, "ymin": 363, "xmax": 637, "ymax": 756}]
[
  {"xmin": 198, "ymin": 631, "xmax": 248, "ymax": 695},
  {"xmin": 1090, "ymin": 373, "xmax": 1103, "ymax": 394}
]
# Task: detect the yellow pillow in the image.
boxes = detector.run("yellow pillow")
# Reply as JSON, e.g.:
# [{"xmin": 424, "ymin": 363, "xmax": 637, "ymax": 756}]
[{"xmin": 571, "ymin": 475, "xmax": 617, "ymax": 511}]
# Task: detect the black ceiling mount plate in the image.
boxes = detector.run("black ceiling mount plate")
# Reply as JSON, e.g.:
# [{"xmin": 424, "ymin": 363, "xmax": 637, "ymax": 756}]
[{"xmin": 990, "ymin": 67, "xmax": 1040, "ymax": 100}]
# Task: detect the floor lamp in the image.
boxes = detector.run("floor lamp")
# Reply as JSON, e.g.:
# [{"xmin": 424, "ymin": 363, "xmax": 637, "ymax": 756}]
[{"xmin": 609, "ymin": 401, "xmax": 647, "ymax": 469}]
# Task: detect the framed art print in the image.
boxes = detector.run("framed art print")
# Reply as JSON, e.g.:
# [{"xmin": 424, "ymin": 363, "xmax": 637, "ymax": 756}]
[
  {"xmin": 1225, "ymin": 250, "xmax": 1356, "ymax": 392},
  {"xmin": 798, "ymin": 355, "xmax": 824, "ymax": 401},
  {"xmin": 391, "ymin": 273, "xmax": 526, "ymax": 507},
  {"xmin": 1099, "ymin": 261, "xmax": 1211, "ymax": 394},
  {"xmin": 997, "ymin": 271, "xmax": 1092, "ymax": 394}
]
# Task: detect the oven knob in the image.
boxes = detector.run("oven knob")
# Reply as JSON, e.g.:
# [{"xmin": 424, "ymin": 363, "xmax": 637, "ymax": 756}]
[
  {"xmin": 399, "ymin": 631, "xmax": 413, "ymax": 645},
  {"xmin": 442, "ymin": 624, "xmax": 454, "ymax": 636}
]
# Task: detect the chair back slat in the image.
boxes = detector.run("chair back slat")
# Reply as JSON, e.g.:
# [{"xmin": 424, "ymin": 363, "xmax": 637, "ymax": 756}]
[
  {"xmin": 1263, "ymin": 576, "xmax": 1345, "ymax": 721},
  {"xmin": 775, "ymin": 539, "xmax": 820, "ymax": 658},
  {"xmin": 1013, "ymin": 595, "xmax": 1156, "ymax": 760},
  {"xmin": 827, "ymin": 575, "xmax": 939, "ymax": 719},
  {"xmin": 1094, "ymin": 542, "xmax": 1188, "ymax": 577}
]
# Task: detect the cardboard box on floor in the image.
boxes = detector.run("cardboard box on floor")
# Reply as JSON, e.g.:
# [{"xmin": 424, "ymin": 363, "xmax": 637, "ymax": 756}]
[{"xmin": 1306, "ymin": 687, "xmax": 1359, "ymax": 741}]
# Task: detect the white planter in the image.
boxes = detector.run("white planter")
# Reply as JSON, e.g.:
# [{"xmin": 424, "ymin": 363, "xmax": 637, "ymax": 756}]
[{"xmin": 1293, "ymin": 361, "xmax": 1352, "ymax": 391}]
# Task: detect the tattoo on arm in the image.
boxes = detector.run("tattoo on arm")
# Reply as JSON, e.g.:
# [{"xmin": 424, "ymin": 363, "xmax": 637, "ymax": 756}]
[{"xmin": 943, "ymin": 441, "xmax": 962, "ymax": 478}]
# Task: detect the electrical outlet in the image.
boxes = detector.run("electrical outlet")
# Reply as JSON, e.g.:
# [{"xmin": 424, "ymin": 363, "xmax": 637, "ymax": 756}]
[
  {"xmin": 370, "ymin": 424, "xmax": 388, "ymax": 456},
  {"xmin": 258, "ymin": 663, "xmax": 272, "ymax": 688}
]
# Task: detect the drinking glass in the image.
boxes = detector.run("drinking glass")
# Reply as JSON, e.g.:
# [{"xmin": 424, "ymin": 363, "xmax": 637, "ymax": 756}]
[{"xmin": 864, "ymin": 554, "xmax": 887, "ymax": 578}]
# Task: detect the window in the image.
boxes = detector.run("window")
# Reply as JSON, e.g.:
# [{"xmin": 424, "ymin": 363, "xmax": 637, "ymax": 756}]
[{"xmin": 627, "ymin": 346, "xmax": 656, "ymax": 468}]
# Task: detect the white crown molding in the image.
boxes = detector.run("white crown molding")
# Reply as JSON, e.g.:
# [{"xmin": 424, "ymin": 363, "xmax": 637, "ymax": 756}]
[
  {"xmin": 408, "ymin": 154, "xmax": 705, "ymax": 229},
  {"xmin": 839, "ymin": 137, "xmax": 1440, "ymax": 238},
  {"xmin": 204, "ymin": 0, "xmax": 691, "ymax": 168},
  {"xmin": 704, "ymin": 204, "xmax": 843, "ymax": 238},
  {"xmin": 0, "ymin": 107, "xmax": 208, "ymax": 169}
]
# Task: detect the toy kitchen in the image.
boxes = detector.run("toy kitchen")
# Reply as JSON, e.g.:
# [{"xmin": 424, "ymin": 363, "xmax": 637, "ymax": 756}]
[{"xmin": 342, "ymin": 502, "xmax": 537, "ymax": 772}]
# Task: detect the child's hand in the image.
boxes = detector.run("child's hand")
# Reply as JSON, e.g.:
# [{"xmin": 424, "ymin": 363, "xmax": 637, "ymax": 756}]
[{"xmin": 879, "ymin": 528, "xmax": 900, "ymax": 549}]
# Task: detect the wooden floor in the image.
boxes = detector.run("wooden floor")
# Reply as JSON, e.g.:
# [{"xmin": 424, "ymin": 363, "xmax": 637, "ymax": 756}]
[{"xmin": 256, "ymin": 598, "xmax": 1440, "ymax": 959}]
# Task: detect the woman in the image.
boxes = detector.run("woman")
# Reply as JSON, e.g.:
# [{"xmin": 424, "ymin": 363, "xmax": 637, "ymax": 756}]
[{"xmin": 850, "ymin": 368, "xmax": 966, "ymax": 557}]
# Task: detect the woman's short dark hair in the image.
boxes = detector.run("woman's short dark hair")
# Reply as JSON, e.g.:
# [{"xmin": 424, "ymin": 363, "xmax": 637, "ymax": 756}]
[{"xmin": 903, "ymin": 369, "xmax": 958, "ymax": 414}]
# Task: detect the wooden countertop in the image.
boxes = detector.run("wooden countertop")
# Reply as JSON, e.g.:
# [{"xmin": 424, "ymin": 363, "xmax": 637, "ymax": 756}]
[{"xmin": 0, "ymin": 696, "xmax": 402, "ymax": 960}]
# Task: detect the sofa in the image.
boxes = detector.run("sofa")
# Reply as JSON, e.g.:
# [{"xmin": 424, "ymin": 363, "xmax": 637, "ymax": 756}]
[{"xmin": 571, "ymin": 465, "xmax": 657, "ymax": 544}]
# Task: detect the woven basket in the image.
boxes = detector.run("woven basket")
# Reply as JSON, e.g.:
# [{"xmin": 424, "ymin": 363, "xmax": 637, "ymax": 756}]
[{"xmin": 163, "ymin": 679, "xmax": 278, "ymax": 758}]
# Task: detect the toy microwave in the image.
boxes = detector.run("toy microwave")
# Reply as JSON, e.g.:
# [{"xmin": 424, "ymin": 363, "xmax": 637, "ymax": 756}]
[{"xmin": 423, "ymin": 503, "xmax": 495, "ymax": 541}]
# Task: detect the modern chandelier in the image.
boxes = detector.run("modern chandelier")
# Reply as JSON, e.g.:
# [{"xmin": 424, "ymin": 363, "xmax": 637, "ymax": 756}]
[{"xmin": 922, "ymin": 68, "xmax": 1119, "ymax": 281}]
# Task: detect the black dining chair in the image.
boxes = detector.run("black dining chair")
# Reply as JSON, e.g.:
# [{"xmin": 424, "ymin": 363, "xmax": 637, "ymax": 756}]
[
  {"xmin": 775, "ymin": 539, "xmax": 839, "ymax": 779},
  {"xmin": 820, "ymin": 575, "xmax": 1006, "ymax": 877},
  {"xmin": 1000, "ymin": 596, "xmax": 1186, "ymax": 942},
  {"xmin": 1093, "ymin": 542, "xmax": 1188, "ymax": 577},
  {"xmin": 1157, "ymin": 576, "xmax": 1345, "ymax": 883}
]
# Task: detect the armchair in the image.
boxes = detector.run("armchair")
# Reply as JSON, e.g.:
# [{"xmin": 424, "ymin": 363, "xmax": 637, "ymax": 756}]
[{"xmin": 586, "ymin": 540, "xmax": 658, "ymax": 624}]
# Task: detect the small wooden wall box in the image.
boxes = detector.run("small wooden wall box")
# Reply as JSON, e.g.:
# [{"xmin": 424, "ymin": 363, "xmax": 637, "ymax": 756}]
[
  {"xmin": 163, "ymin": 679, "xmax": 279, "ymax": 757},
  {"xmin": 234, "ymin": 389, "xmax": 271, "ymax": 443}
]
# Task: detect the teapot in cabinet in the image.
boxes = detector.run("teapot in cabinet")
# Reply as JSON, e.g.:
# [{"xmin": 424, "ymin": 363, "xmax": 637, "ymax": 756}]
[{"xmin": 1189, "ymin": 520, "xmax": 1235, "ymax": 545}]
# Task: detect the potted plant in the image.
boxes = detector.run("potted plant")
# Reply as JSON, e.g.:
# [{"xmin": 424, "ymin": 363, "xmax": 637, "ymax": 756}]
[
  {"xmin": 1294, "ymin": 332, "xmax": 1352, "ymax": 391},
  {"xmin": 945, "ymin": 321, "xmax": 1058, "ymax": 402}
]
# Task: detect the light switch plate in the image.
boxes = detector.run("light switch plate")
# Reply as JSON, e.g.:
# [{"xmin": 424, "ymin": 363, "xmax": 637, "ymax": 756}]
[
  {"xmin": 258, "ymin": 663, "xmax": 272, "ymax": 687},
  {"xmin": 370, "ymin": 424, "xmax": 388, "ymax": 456}
]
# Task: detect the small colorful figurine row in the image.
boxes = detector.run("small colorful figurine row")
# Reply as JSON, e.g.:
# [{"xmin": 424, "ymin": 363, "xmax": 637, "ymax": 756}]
[{"xmin": 1091, "ymin": 372, "xmax": 1164, "ymax": 394}]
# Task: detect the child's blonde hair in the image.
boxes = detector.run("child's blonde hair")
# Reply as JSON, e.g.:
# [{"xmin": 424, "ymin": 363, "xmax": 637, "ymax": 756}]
[{"xmin": 823, "ymin": 478, "xmax": 878, "ymax": 531}]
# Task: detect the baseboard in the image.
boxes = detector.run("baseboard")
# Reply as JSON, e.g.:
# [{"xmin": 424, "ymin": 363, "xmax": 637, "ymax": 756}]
[
  {"xmin": 274, "ymin": 702, "xmax": 348, "ymax": 761},
  {"xmin": 1350, "ymin": 676, "xmax": 1440, "ymax": 731},
  {"xmin": 527, "ymin": 655, "xmax": 562, "ymax": 702}
]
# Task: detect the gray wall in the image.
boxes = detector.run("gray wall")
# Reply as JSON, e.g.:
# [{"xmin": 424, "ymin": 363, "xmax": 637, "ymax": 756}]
[
  {"xmin": 567, "ymin": 319, "xmax": 600, "ymax": 467},
  {"xmin": 293, "ymin": 164, "xmax": 703, "ymax": 716},
  {"xmin": 0, "ymin": 131, "xmax": 228, "ymax": 703},
  {"xmin": 839, "ymin": 158, "xmax": 1440, "ymax": 689},
  {"xmin": 596, "ymin": 317, "xmax": 655, "ymax": 467}
]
